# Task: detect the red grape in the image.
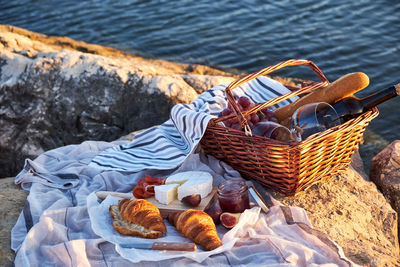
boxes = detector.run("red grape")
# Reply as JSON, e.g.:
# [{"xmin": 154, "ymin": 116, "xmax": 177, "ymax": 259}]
[
  {"xmin": 219, "ymin": 96, "xmax": 282, "ymax": 134},
  {"xmin": 250, "ymin": 113, "xmax": 260, "ymax": 124},
  {"xmin": 223, "ymin": 120, "xmax": 232, "ymax": 127},
  {"xmin": 264, "ymin": 109, "xmax": 275, "ymax": 118},
  {"xmin": 238, "ymin": 96, "xmax": 251, "ymax": 109},
  {"xmin": 231, "ymin": 123, "xmax": 242, "ymax": 130},
  {"xmin": 261, "ymin": 107, "xmax": 269, "ymax": 115},
  {"xmin": 257, "ymin": 113, "xmax": 266, "ymax": 122},
  {"xmin": 269, "ymin": 116, "xmax": 278, "ymax": 123},
  {"xmin": 221, "ymin": 108, "xmax": 233, "ymax": 116}
]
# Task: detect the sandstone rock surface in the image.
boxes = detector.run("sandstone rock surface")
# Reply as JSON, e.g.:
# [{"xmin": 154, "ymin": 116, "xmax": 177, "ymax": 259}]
[
  {"xmin": 275, "ymin": 152, "xmax": 400, "ymax": 267},
  {"xmin": 370, "ymin": 140, "xmax": 400, "ymax": 245},
  {"xmin": 0, "ymin": 25, "xmax": 236, "ymax": 178},
  {"xmin": 0, "ymin": 177, "xmax": 28, "ymax": 267}
]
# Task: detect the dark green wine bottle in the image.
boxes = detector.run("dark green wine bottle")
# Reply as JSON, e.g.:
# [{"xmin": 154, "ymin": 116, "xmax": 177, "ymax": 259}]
[{"xmin": 332, "ymin": 83, "xmax": 399, "ymax": 123}]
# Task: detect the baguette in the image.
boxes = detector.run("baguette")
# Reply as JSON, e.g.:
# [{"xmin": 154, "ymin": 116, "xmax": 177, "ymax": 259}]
[{"xmin": 274, "ymin": 72, "xmax": 370, "ymax": 124}]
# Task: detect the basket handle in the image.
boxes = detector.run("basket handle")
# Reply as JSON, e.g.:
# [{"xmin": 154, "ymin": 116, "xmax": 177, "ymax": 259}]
[{"xmin": 223, "ymin": 59, "xmax": 329, "ymax": 136}]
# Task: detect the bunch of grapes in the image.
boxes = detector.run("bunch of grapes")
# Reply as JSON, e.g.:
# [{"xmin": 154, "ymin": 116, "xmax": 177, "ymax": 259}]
[{"xmin": 218, "ymin": 96, "xmax": 278, "ymax": 131}]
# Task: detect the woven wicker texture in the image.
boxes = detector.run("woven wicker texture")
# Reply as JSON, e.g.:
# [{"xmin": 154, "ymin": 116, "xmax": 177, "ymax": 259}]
[{"xmin": 200, "ymin": 59, "xmax": 378, "ymax": 196}]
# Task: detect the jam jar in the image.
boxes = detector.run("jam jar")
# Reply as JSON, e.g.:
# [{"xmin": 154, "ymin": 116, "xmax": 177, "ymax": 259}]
[{"xmin": 217, "ymin": 178, "xmax": 250, "ymax": 213}]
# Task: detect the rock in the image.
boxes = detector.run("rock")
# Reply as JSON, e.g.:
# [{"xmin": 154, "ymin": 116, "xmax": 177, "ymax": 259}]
[
  {"xmin": 370, "ymin": 140, "xmax": 400, "ymax": 243},
  {"xmin": 0, "ymin": 25, "xmax": 236, "ymax": 178},
  {"xmin": 274, "ymin": 151, "xmax": 400, "ymax": 267},
  {"xmin": 0, "ymin": 177, "xmax": 28, "ymax": 267},
  {"xmin": 359, "ymin": 130, "xmax": 390, "ymax": 176}
]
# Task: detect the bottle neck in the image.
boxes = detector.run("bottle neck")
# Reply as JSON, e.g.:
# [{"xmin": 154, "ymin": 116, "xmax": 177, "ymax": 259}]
[{"xmin": 359, "ymin": 84, "xmax": 400, "ymax": 110}]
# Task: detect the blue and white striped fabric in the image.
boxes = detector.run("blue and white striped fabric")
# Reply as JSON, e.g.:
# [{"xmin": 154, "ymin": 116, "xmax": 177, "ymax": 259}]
[{"xmin": 89, "ymin": 76, "xmax": 298, "ymax": 171}]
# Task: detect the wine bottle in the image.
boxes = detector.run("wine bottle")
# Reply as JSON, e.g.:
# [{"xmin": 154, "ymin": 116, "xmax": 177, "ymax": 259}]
[{"xmin": 332, "ymin": 83, "xmax": 400, "ymax": 123}]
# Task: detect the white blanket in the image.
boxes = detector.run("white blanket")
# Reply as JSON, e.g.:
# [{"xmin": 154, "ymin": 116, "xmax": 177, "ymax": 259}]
[{"xmin": 12, "ymin": 77, "xmax": 358, "ymax": 266}]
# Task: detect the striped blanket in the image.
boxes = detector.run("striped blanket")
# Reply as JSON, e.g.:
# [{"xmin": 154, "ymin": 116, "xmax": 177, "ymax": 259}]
[{"xmin": 89, "ymin": 76, "xmax": 296, "ymax": 171}]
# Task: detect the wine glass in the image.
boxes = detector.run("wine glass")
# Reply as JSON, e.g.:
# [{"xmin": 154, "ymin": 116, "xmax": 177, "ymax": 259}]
[
  {"xmin": 252, "ymin": 121, "xmax": 294, "ymax": 142},
  {"xmin": 290, "ymin": 102, "xmax": 340, "ymax": 141}
]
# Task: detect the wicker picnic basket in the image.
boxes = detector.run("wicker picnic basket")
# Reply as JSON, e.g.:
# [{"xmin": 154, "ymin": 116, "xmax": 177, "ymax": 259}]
[{"xmin": 200, "ymin": 59, "xmax": 379, "ymax": 196}]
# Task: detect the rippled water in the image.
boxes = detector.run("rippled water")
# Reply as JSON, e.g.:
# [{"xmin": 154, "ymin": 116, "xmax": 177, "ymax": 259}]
[{"xmin": 2, "ymin": 0, "xmax": 400, "ymax": 144}]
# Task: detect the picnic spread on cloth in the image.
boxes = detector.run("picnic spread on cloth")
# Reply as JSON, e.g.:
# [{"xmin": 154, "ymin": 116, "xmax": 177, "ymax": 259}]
[{"xmin": 11, "ymin": 70, "xmax": 360, "ymax": 266}]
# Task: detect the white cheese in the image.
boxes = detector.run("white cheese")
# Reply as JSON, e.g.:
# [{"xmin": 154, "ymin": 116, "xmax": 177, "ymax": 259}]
[
  {"xmin": 165, "ymin": 171, "xmax": 213, "ymax": 200},
  {"xmin": 154, "ymin": 183, "xmax": 179, "ymax": 205}
]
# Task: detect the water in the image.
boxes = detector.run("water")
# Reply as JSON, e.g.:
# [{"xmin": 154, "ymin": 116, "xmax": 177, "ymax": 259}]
[{"xmin": 1, "ymin": 0, "xmax": 400, "ymax": 144}]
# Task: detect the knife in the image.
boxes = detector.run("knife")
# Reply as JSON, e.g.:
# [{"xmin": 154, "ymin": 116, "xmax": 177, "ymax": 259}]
[
  {"xmin": 119, "ymin": 241, "xmax": 197, "ymax": 251},
  {"xmin": 247, "ymin": 180, "xmax": 276, "ymax": 214},
  {"xmin": 251, "ymin": 180, "xmax": 276, "ymax": 208},
  {"xmin": 248, "ymin": 186, "xmax": 270, "ymax": 214}
]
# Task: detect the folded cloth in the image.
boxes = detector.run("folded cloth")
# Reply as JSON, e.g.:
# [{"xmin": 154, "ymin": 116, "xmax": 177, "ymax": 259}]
[
  {"xmin": 89, "ymin": 76, "xmax": 297, "ymax": 172},
  {"xmin": 12, "ymin": 77, "xmax": 358, "ymax": 266}
]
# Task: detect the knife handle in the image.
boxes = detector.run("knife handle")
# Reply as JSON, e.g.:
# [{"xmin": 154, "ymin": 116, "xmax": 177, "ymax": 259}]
[{"xmin": 152, "ymin": 242, "xmax": 197, "ymax": 251}]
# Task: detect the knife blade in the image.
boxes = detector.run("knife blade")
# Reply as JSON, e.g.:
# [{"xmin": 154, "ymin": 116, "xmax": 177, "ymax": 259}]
[
  {"xmin": 246, "ymin": 179, "xmax": 276, "ymax": 213},
  {"xmin": 119, "ymin": 241, "xmax": 197, "ymax": 251},
  {"xmin": 248, "ymin": 186, "xmax": 270, "ymax": 214},
  {"xmin": 250, "ymin": 180, "xmax": 275, "ymax": 208}
]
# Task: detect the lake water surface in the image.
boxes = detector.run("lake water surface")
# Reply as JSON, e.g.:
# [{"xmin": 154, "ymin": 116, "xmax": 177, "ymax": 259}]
[{"xmin": 2, "ymin": 0, "xmax": 400, "ymax": 145}]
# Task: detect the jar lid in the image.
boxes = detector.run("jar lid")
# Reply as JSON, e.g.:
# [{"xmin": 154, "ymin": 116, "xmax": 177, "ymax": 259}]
[{"xmin": 217, "ymin": 178, "xmax": 248, "ymax": 196}]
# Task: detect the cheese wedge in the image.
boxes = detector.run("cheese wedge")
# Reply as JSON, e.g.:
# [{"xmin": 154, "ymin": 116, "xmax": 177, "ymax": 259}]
[
  {"xmin": 165, "ymin": 171, "xmax": 213, "ymax": 201},
  {"xmin": 154, "ymin": 183, "xmax": 180, "ymax": 205}
]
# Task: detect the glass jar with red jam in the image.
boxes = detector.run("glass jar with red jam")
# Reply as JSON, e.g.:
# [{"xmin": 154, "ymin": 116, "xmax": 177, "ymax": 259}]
[{"xmin": 217, "ymin": 178, "xmax": 250, "ymax": 213}]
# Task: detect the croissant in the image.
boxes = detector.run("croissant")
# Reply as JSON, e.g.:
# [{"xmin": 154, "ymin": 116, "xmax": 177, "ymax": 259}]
[
  {"xmin": 168, "ymin": 209, "xmax": 222, "ymax": 250},
  {"xmin": 109, "ymin": 198, "xmax": 167, "ymax": 239}
]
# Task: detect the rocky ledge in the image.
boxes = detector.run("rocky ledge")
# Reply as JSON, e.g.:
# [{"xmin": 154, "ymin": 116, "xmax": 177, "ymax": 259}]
[
  {"xmin": 0, "ymin": 25, "xmax": 238, "ymax": 178},
  {"xmin": 1, "ymin": 26, "xmax": 400, "ymax": 266}
]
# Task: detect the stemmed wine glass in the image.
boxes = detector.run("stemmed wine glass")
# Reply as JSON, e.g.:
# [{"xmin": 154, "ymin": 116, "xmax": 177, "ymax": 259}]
[
  {"xmin": 290, "ymin": 102, "xmax": 340, "ymax": 141},
  {"xmin": 252, "ymin": 121, "xmax": 295, "ymax": 142}
]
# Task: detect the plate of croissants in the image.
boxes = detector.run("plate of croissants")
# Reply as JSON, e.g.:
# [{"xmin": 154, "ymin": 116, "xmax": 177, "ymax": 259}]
[{"xmin": 86, "ymin": 192, "xmax": 241, "ymax": 263}]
